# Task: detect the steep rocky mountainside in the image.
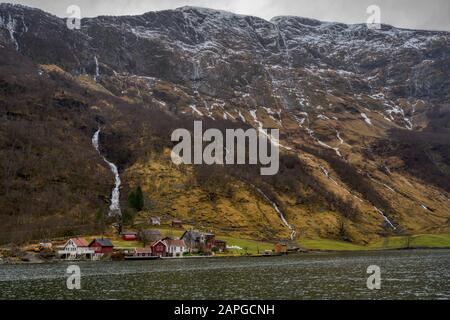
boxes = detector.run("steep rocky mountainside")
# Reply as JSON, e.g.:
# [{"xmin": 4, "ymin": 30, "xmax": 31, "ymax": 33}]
[{"xmin": 1, "ymin": 4, "xmax": 449, "ymax": 244}]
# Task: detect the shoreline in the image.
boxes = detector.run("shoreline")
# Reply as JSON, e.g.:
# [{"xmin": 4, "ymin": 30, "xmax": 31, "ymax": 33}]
[
  {"xmin": 2, "ymin": 246, "xmax": 450, "ymax": 265},
  {"xmin": 2, "ymin": 232, "xmax": 450, "ymax": 265}
]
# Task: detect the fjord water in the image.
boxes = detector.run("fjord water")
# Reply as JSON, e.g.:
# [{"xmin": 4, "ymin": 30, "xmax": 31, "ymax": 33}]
[{"xmin": 1, "ymin": 250, "xmax": 449, "ymax": 300}]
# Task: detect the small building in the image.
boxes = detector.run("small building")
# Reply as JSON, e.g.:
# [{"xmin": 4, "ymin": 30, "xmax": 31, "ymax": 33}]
[
  {"xmin": 140, "ymin": 230, "xmax": 162, "ymax": 242},
  {"xmin": 121, "ymin": 232, "xmax": 138, "ymax": 241},
  {"xmin": 165, "ymin": 239, "xmax": 187, "ymax": 257},
  {"xmin": 149, "ymin": 217, "xmax": 161, "ymax": 226},
  {"xmin": 213, "ymin": 240, "xmax": 227, "ymax": 253},
  {"xmin": 39, "ymin": 240, "xmax": 53, "ymax": 251},
  {"xmin": 89, "ymin": 238, "xmax": 114, "ymax": 254},
  {"xmin": 171, "ymin": 219, "xmax": 183, "ymax": 228},
  {"xmin": 58, "ymin": 238, "xmax": 94, "ymax": 260},
  {"xmin": 287, "ymin": 245, "xmax": 300, "ymax": 253},
  {"xmin": 274, "ymin": 242, "xmax": 288, "ymax": 254},
  {"xmin": 181, "ymin": 230, "xmax": 215, "ymax": 253},
  {"xmin": 124, "ymin": 247, "xmax": 158, "ymax": 260},
  {"xmin": 151, "ymin": 240, "xmax": 168, "ymax": 257},
  {"xmin": 203, "ymin": 233, "xmax": 216, "ymax": 252},
  {"xmin": 134, "ymin": 248, "xmax": 153, "ymax": 257}
]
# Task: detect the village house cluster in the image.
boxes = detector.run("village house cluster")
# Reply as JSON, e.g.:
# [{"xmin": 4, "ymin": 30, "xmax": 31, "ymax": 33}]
[
  {"xmin": 56, "ymin": 218, "xmax": 229, "ymax": 261},
  {"xmin": 42, "ymin": 217, "xmax": 299, "ymax": 262},
  {"xmin": 126, "ymin": 229, "xmax": 228, "ymax": 259},
  {"xmin": 57, "ymin": 238, "xmax": 113, "ymax": 261}
]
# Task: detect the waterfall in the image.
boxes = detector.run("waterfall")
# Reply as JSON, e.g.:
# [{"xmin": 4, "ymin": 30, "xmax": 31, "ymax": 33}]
[
  {"xmin": 253, "ymin": 186, "xmax": 296, "ymax": 240},
  {"xmin": 92, "ymin": 129, "xmax": 122, "ymax": 217},
  {"xmin": 0, "ymin": 14, "xmax": 19, "ymax": 51},
  {"xmin": 94, "ymin": 55, "xmax": 100, "ymax": 81},
  {"xmin": 374, "ymin": 207, "xmax": 396, "ymax": 230}
]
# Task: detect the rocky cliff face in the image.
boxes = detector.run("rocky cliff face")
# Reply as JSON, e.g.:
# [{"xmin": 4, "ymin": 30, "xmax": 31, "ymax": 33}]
[{"xmin": 1, "ymin": 4, "xmax": 449, "ymax": 244}]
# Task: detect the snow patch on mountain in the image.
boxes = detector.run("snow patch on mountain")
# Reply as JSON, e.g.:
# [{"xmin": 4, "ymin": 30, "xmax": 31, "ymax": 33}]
[
  {"xmin": 0, "ymin": 14, "xmax": 19, "ymax": 50},
  {"xmin": 361, "ymin": 113, "xmax": 373, "ymax": 126},
  {"xmin": 189, "ymin": 104, "xmax": 203, "ymax": 116}
]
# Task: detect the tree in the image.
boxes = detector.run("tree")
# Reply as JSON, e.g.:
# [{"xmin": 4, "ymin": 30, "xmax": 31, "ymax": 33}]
[
  {"xmin": 128, "ymin": 186, "xmax": 144, "ymax": 212},
  {"xmin": 338, "ymin": 219, "xmax": 350, "ymax": 242},
  {"xmin": 138, "ymin": 229, "xmax": 150, "ymax": 247},
  {"xmin": 122, "ymin": 208, "xmax": 136, "ymax": 226},
  {"xmin": 95, "ymin": 207, "xmax": 106, "ymax": 234},
  {"xmin": 404, "ymin": 234, "xmax": 413, "ymax": 249}
]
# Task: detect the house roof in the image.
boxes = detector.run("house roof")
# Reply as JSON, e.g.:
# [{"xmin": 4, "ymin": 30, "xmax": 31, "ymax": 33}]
[
  {"xmin": 70, "ymin": 238, "xmax": 89, "ymax": 247},
  {"xmin": 165, "ymin": 239, "xmax": 186, "ymax": 247},
  {"xmin": 181, "ymin": 230, "xmax": 215, "ymax": 240},
  {"xmin": 143, "ymin": 230, "xmax": 161, "ymax": 235},
  {"xmin": 135, "ymin": 248, "xmax": 152, "ymax": 254},
  {"xmin": 121, "ymin": 231, "xmax": 137, "ymax": 236},
  {"xmin": 151, "ymin": 240, "xmax": 168, "ymax": 248},
  {"xmin": 181, "ymin": 230, "xmax": 201, "ymax": 239},
  {"xmin": 90, "ymin": 238, "xmax": 113, "ymax": 247}
]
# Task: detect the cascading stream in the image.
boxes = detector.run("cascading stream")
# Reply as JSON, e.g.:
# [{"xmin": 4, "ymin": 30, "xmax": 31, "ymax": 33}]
[
  {"xmin": 253, "ymin": 186, "xmax": 296, "ymax": 240},
  {"xmin": 374, "ymin": 207, "xmax": 396, "ymax": 230},
  {"xmin": 92, "ymin": 129, "xmax": 122, "ymax": 217}
]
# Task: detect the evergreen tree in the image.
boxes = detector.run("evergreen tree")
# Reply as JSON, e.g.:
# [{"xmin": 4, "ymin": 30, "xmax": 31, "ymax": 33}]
[
  {"xmin": 122, "ymin": 208, "xmax": 136, "ymax": 226},
  {"xmin": 128, "ymin": 186, "xmax": 144, "ymax": 212},
  {"xmin": 95, "ymin": 208, "xmax": 105, "ymax": 234},
  {"xmin": 135, "ymin": 186, "xmax": 144, "ymax": 212}
]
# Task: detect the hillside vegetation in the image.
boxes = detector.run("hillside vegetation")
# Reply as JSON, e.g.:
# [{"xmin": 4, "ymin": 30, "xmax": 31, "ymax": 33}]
[{"xmin": 1, "ymin": 5, "xmax": 449, "ymax": 244}]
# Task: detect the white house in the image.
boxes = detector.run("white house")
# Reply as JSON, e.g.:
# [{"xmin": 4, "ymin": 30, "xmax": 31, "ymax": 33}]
[
  {"xmin": 149, "ymin": 217, "xmax": 161, "ymax": 226},
  {"xmin": 58, "ymin": 238, "xmax": 95, "ymax": 260},
  {"xmin": 165, "ymin": 239, "xmax": 187, "ymax": 257}
]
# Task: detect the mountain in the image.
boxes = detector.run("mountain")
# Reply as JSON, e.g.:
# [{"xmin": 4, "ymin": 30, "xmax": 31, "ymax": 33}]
[{"xmin": 1, "ymin": 4, "xmax": 449, "ymax": 244}]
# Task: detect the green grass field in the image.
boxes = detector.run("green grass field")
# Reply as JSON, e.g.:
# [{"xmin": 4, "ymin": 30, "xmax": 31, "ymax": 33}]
[
  {"xmin": 368, "ymin": 233, "xmax": 450, "ymax": 250},
  {"xmin": 81, "ymin": 228, "xmax": 450, "ymax": 253},
  {"xmin": 299, "ymin": 233, "xmax": 450, "ymax": 251},
  {"xmin": 216, "ymin": 236, "xmax": 274, "ymax": 255},
  {"xmin": 106, "ymin": 227, "xmax": 185, "ymax": 249},
  {"xmin": 300, "ymin": 239, "xmax": 368, "ymax": 251}
]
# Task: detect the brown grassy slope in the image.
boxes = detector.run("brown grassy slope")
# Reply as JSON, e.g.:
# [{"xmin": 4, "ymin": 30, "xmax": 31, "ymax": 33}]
[{"xmin": 0, "ymin": 50, "xmax": 115, "ymax": 243}]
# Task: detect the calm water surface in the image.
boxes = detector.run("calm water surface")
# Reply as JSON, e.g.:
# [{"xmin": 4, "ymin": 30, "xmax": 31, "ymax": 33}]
[{"xmin": 0, "ymin": 249, "xmax": 449, "ymax": 300}]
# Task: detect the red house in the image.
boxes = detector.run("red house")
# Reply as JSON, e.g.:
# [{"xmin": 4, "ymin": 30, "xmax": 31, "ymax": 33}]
[
  {"xmin": 88, "ymin": 238, "xmax": 114, "ymax": 254},
  {"xmin": 151, "ymin": 240, "xmax": 168, "ymax": 257},
  {"xmin": 171, "ymin": 220, "xmax": 183, "ymax": 228},
  {"xmin": 121, "ymin": 232, "xmax": 138, "ymax": 241},
  {"xmin": 214, "ymin": 240, "xmax": 227, "ymax": 253}
]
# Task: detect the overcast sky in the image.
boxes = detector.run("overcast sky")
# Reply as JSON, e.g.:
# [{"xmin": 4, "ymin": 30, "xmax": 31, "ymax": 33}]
[{"xmin": 5, "ymin": 0, "xmax": 450, "ymax": 31}]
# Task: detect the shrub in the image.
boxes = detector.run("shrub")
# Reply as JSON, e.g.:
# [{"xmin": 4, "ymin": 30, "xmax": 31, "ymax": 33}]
[{"xmin": 128, "ymin": 186, "xmax": 144, "ymax": 212}]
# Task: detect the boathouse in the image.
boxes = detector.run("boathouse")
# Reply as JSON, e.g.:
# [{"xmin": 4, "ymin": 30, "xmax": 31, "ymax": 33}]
[{"xmin": 151, "ymin": 240, "xmax": 168, "ymax": 257}]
